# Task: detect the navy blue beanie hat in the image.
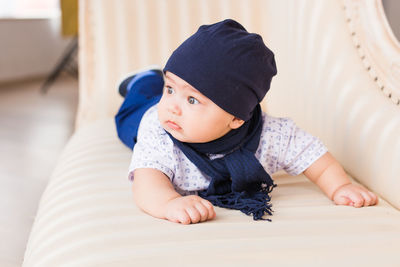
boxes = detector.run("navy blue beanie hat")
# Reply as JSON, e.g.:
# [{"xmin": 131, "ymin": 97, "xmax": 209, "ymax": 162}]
[{"xmin": 164, "ymin": 19, "xmax": 277, "ymax": 121}]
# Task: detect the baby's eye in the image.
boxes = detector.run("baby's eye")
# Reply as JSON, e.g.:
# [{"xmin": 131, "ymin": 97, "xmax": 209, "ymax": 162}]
[
  {"xmin": 166, "ymin": 86, "xmax": 175, "ymax": 94},
  {"xmin": 188, "ymin": 96, "xmax": 199, "ymax": 105}
]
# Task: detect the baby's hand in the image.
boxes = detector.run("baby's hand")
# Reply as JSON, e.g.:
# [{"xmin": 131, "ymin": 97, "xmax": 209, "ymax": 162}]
[
  {"xmin": 332, "ymin": 183, "xmax": 378, "ymax": 208},
  {"xmin": 164, "ymin": 195, "xmax": 216, "ymax": 224}
]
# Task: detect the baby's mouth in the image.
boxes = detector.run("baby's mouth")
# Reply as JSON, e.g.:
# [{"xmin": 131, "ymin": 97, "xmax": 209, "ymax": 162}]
[{"xmin": 166, "ymin": 120, "xmax": 182, "ymax": 131}]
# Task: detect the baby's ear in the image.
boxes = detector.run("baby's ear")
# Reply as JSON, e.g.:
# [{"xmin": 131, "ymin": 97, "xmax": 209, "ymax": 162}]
[{"xmin": 229, "ymin": 117, "xmax": 245, "ymax": 129}]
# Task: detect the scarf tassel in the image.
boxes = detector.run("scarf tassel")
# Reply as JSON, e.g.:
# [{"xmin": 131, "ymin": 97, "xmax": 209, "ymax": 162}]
[{"xmin": 200, "ymin": 184, "xmax": 276, "ymax": 221}]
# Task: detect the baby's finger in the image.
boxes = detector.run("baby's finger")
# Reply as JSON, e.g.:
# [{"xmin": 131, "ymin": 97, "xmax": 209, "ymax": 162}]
[
  {"xmin": 194, "ymin": 202, "xmax": 210, "ymax": 222},
  {"xmin": 200, "ymin": 198, "xmax": 216, "ymax": 219},
  {"xmin": 367, "ymin": 191, "xmax": 378, "ymax": 205},
  {"xmin": 349, "ymin": 191, "xmax": 364, "ymax": 208},
  {"xmin": 177, "ymin": 210, "xmax": 191, "ymax": 225},
  {"xmin": 359, "ymin": 190, "xmax": 373, "ymax": 206},
  {"xmin": 185, "ymin": 206, "xmax": 202, "ymax": 224},
  {"xmin": 334, "ymin": 195, "xmax": 352, "ymax": 206}
]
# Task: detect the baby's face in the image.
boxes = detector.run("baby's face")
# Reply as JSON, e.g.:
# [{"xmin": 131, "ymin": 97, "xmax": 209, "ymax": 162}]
[{"xmin": 158, "ymin": 72, "xmax": 243, "ymax": 143}]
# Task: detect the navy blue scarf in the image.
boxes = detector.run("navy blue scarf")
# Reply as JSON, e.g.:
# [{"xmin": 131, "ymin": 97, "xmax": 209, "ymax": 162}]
[{"xmin": 167, "ymin": 105, "xmax": 275, "ymax": 220}]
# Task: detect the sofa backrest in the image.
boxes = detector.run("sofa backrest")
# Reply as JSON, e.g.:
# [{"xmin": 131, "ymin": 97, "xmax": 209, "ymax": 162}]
[{"xmin": 78, "ymin": 0, "xmax": 400, "ymax": 209}]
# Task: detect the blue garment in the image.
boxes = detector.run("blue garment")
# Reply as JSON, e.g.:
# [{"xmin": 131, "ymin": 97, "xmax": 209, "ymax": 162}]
[{"xmin": 115, "ymin": 71, "xmax": 164, "ymax": 149}]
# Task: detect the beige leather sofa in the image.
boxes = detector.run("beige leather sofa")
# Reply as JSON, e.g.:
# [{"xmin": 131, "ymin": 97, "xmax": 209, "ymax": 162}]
[{"xmin": 23, "ymin": 0, "xmax": 400, "ymax": 266}]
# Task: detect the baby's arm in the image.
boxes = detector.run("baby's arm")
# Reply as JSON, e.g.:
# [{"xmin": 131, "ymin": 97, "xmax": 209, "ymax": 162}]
[
  {"xmin": 303, "ymin": 152, "xmax": 378, "ymax": 207},
  {"xmin": 132, "ymin": 168, "xmax": 216, "ymax": 224}
]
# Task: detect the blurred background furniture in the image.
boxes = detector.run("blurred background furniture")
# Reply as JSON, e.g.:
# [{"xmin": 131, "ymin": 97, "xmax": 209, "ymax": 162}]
[
  {"xmin": 41, "ymin": 0, "xmax": 78, "ymax": 93},
  {"xmin": 22, "ymin": 0, "xmax": 400, "ymax": 266},
  {"xmin": 0, "ymin": 1, "xmax": 80, "ymax": 267}
]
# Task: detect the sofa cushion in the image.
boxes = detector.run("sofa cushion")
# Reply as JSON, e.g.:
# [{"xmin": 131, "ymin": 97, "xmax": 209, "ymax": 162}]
[{"xmin": 23, "ymin": 118, "xmax": 400, "ymax": 266}]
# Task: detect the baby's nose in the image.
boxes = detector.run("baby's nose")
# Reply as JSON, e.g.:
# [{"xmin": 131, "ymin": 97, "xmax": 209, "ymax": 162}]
[{"xmin": 168, "ymin": 102, "xmax": 181, "ymax": 115}]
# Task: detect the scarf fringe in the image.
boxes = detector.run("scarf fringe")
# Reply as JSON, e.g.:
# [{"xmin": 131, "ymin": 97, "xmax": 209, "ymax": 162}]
[{"xmin": 201, "ymin": 184, "xmax": 276, "ymax": 221}]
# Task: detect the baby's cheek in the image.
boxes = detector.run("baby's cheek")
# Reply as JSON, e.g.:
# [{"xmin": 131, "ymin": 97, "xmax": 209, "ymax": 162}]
[{"xmin": 188, "ymin": 124, "xmax": 209, "ymax": 142}]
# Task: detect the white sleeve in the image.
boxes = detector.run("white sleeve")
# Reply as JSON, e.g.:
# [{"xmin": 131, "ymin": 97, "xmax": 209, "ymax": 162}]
[
  {"xmin": 128, "ymin": 107, "xmax": 175, "ymax": 181},
  {"xmin": 278, "ymin": 119, "xmax": 328, "ymax": 175}
]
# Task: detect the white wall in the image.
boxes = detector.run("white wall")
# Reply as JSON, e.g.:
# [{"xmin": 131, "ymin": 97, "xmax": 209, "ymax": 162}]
[{"xmin": 0, "ymin": 16, "xmax": 71, "ymax": 83}]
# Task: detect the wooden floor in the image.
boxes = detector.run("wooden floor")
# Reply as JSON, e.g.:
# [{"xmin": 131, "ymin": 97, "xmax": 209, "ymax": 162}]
[{"xmin": 0, "ymin": 75, "xmax": 78, "ymax": 266}]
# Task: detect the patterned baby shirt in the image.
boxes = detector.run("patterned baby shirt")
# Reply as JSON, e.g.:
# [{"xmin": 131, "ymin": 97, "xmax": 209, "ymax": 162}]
[{"xmin": 129, "ymin": 105, "xmax": 327, "ymax": 195}]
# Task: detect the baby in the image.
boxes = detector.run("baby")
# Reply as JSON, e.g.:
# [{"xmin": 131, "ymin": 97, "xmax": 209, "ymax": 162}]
[{"xmin": 115, "ymin": 19, "xmax": 377, "ymax": 224}]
